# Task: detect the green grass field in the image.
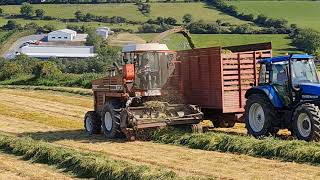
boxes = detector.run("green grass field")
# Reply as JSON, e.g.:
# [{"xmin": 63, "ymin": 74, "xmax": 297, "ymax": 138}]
[
  {"xmin": 0, "ymin": 3, "xmax": 249, "ymax": 25},
  {"xmin": 139, "ymin": 33, "xmax": 298, "ymax": 55},
  {"xmin": 227, "ymin": 1, "xmax": 320, "ymax": 29},
  {"xmin": 0, "ymin": 17, "xmax": 140, "ymax": 31}
]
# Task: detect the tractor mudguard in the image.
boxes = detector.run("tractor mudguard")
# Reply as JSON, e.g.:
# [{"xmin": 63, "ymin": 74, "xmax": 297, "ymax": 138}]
[{"xmin": 245, "ymin": 85, "xmax": 284, "ymax": 108}]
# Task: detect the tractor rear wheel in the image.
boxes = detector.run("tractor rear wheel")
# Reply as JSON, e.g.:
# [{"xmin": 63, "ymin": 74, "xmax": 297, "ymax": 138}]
[
  {"xmin": 245, "ymin": 94, "xmax": 277, "ymax": 137},
  {"xmin": 101, "ymin": 101, "xmax": 122, "ymax": 139},
  {"xmin": 84, "ymin": 111, "xmax": 101, "ymax": 135},
  {"xmin": 292, "ymin": 103, "xmax": 320, "ymax": 141}
]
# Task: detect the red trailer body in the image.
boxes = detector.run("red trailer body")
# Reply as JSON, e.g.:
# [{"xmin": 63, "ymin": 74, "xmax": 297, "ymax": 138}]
[{"xmin": 176, "ymin": 43, "xmax": 272, "ymax": 125}]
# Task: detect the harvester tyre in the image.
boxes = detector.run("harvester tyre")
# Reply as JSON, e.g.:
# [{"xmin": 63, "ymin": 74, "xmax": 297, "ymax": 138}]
[
  {"xmin": 101, "ymin": 102, "xmax": 122, "ymax": 139},
  {"xmin": 84, "ymin": 111, "xmax": 101, "ymax": 135},
  {"xmin": 292, "ymin": 103, "xmax": 320, "ymax": 141},
  {"xmin": 245, "ymin": 94, "xmax": 276, "ymax": 137}
]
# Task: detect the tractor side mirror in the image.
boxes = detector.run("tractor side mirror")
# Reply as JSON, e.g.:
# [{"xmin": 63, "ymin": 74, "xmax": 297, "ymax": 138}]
[{"xmin": 266, "ymin": 63, "xmax": 273, "ymax": 71}]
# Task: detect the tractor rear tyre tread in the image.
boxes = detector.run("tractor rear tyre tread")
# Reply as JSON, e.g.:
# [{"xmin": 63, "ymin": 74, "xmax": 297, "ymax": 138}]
[
  {"xmin": 84, "ymin": 111, "xmax": 101, "ymax": 135},
  {"xmin": 245, "ymin": 94, "xmax": 277, "ymax": 137},
  {"xmin": 101, "ymin": 101, "xmax": 123, "ymax": 139},
  {"xmin": 292, "ymin": 103, "xmax": 320, "ymax": 141}
]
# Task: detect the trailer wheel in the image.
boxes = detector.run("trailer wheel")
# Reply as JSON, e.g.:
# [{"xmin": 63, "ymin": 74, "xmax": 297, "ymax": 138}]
[
  {"xmin": 245, "ymin": 94, "xmax": 276, "ymax": 137},
  {"xmin": 292, "ymin": 103, "xmax": 320, "ymax": 141},
  {"xmin": 213, "ymin": 119, "xmax": 235, "ymax": 128},
  {"xmin": 101, "ymin": 102, "xmax": 122, "ymax": 139},
  {"xmin": 84, "ymin": 111, "xmax": 101, "ymax": 135}
]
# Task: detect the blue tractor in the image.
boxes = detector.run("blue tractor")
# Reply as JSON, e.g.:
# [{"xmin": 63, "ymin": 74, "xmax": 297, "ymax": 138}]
[{"xmin": 244, "ymin": 54, "xmax": 320, "ymax": 141}]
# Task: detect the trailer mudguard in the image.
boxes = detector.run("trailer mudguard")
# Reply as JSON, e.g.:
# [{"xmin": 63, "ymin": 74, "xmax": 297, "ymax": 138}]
[{"xmin": 245, "ymin": 85, "xmax": 284, "ymax": 108}]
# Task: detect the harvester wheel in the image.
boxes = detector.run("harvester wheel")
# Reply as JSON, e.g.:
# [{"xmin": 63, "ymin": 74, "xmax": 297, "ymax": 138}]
[
  {"xmin": 292, "ymin": 103, "xmax": 320, "ymax": 141},
  {"xmin": 84, "ymin": 111, "xmax": 101, "ymax": 135},
  {"xmin": 101, "ymin": 102, "xmax": 122, "ymax": 139},
  {"xmin": 245, "ymin": 94, "xmax": 276, "ymax": 137},
  {"xmin": 191, "ymin": 123, "xmax": 203, "ymax": 133}
]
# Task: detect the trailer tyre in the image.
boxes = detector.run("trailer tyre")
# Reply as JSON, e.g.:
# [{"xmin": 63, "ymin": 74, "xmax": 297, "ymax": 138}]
[
  {"xmin": 245, "ymin": 94, "xmax": 276, "ymax": 137},
  {"xmin": 293, "ymin": 103, "xmax": 320, "ymax": 141},
  {"xmin": 84, "ymin": 111, "xmax": 101, "ymax": 135},
  {"xmin": 101, "ymin": 102, "xmax": 122, "ymax": 139}
]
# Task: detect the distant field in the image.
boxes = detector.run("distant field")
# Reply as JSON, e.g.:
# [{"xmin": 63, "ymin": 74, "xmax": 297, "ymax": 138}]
[
  {"xmin": 227, "ymin": 1, "xmax": 320, "ymax": 29},
  {"xmin": 1, "ymin": 3, "xmax": 250, "ymax": 25},
  {"xmin": 0, "ymin": 17, "xmax": 140, "ymax": 31},
  {"xmin": 139, "ymin": 34, "xmax": 298, "ymax": 55},
  {"xmin": 149, "ymin": 3, "xmax": 248, "ymax": 24}
]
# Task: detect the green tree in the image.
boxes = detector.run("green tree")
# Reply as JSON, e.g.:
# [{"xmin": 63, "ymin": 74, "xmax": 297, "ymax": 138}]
[
  {"xmin": 32, "ymin": 61, "xmax": 61, "ymax": 78},
  {"xmin": 20, "ymin": 3, "xmax": 33, "ymax": 18},
  {"xmin": 0, "ymin": 62, "xmax": 22, "ymax": 80},
  {"xmin": 74, "ymin": 10, "xmax": 84, "ymax": 21},
  {"xmin": 182, "ymin": 14, "xmax": 192, "ymax": 24},
  {"xmin": 165, "ymin": 17, "xmax": 177, "ymax": 25},
  {"xmin": 35, "ymin": 9, "xmax": 45, "ymax": 19},
  {"xmin": 0, "ymin": 8, "xmax": 3, "ymax": 16},
  {"xmin": 292, "ymin": 28, "xmax": 320, "ymax": 55},
  {"xmin": 42, "ymin": 24, "xmax": 56, "ymax": 32},
  {"xmin": 3, "ymin": 20, "xmax": 21, "ymax": 30}
]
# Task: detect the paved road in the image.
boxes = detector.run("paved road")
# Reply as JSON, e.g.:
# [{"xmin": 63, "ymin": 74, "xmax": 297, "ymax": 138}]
[{"xmin": 3, "ymin": 34, "xmax": 46, "ymax": 59}]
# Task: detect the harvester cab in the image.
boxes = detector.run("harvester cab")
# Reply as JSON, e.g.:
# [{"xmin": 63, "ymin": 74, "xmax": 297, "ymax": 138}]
[
  {"xmin": 245, "ymin": 54, "xmax": 320, "ymax": 141},
  {"xmin": 120, "ymin": 43, "xmax": 176, "ymax": 96},
  {"xmin": 85, "ymin": 43, "xmax": 203, "ymax": 140}
]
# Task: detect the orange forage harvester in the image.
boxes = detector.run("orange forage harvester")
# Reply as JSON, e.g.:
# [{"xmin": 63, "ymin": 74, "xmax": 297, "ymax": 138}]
[{"xmin": 123, "ymin": 64, "xmax": 135, "ymax": 81}]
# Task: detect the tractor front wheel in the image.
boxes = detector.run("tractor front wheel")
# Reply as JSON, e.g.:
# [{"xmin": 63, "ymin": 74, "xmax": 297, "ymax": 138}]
[
  {"xmin": 101, "ymin": 102, "xmax": 122, "ymax": 139},
  {"xmin": 84, "ymin": 111, "xmax": 101, "ymax": 135},
  {"xmin": 292, "ymin": 103, "xmax": 320, "ymax": 141},
  {"xmin": 245, "ymin": 94, "xmax": 276, "ymax": 137}
]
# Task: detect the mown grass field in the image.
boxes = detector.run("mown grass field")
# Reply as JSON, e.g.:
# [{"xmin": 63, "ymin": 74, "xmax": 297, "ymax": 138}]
[
  {"xmin": 1, "ymin": 87, "xmax": 320, "ymax": 179},
  {"xmin": 0, "ymin": 3, "xmax": 250, "ymax": 24},
  {"xmin": 228, "ymin": 1, "xmax": 320, "ymax": 29},
  {"xmin": 139, "ymin": 33, "xmax": 299, "ymax": 55},
  {"xmin": 0, "ymin": 152, "xmax": 76, "ymax": 180}
]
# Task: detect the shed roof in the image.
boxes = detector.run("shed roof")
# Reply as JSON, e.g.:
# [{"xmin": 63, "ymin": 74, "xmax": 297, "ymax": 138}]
[
  {"xmin": 122, "ymin": 43, "xmax": 169, "ymax": 53},
  {"xmin": 49, "ymin": 29, "xmax": 77, "ymax": 35}
]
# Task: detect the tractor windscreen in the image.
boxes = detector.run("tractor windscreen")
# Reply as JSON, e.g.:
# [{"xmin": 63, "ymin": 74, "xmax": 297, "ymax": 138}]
[
  {"xmin": 135, "ymin": 51, "xmax": 176, "ymax": 90},
  {"xmin": 291, "ymin": 58, "xmax": 319, "ymax": 85}
]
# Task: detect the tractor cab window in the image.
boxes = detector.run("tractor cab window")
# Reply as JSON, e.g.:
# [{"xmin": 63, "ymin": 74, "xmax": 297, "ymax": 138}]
[
  {"xmin": 272, "ymin": 62, "xmax": 289, "ymax": 86},
  {"xmin": 291, "ymin": 58, "xmax": 319, "ymax": 85},
  {"xmin": 259, "ymin": 64, "xmax": 270, "ymax": 84},
  {"xmin": 271, "ymin": 62, "xmax": 290, "ymax": 106}
]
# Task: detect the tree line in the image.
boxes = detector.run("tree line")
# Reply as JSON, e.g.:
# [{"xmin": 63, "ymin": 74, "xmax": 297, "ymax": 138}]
[{"xmin": 206, "ymin": 0, "xmax": 290, "ymax": 31}]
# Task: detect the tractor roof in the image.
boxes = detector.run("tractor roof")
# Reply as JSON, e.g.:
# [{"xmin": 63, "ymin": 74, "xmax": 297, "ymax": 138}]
[
  {"xmin": 122, "ymin": 43, "xmax": 169, "ymax": 53},
  {"xmin": 259, "ymin": 54, "xmax": 313, "ymax": 64}
]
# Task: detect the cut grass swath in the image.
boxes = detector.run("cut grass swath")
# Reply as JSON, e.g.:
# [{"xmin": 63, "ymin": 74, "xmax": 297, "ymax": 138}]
[
  {"xmin": 0, "ymin": 135, "xmax": 182, "ymax": 180},
  {"xmin": 151, "ymin": 128, "xmax": 320, "ymax": 166},
  {"xmin": 0, "ymin": 85, "xmax": 93, "ymax": 96},
  {"xmin": 5, "ymin": 86, "xmax": 320, "ymax": 167}
]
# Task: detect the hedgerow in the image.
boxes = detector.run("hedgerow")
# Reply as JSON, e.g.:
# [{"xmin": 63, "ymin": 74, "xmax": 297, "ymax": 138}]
[{"xmin": 0, "ymin": 85, "xmax": 93, "ymax": 96}]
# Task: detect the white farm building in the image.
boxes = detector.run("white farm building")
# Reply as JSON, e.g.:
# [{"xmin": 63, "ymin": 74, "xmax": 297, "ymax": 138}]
[
  {"xmin": 48, "ymin": 29, "xmax": 77, "ymax": 41},
  {"xmin": 21, "ymin": 45, "xmax": 97, "ymax": 58}
]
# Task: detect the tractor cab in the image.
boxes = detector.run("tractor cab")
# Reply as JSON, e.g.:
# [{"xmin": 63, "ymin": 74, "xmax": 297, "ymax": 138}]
[
  {"xmin": 245, "ymin": 54, "xmax": 320, "ymax": 141},
  {"xmin": 121, "ymin": 43, "xmax": 177, "ymax": 96},
  {"xmin": 258, "ymin": 54, "xmax": 319, "ymax": 106}
]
